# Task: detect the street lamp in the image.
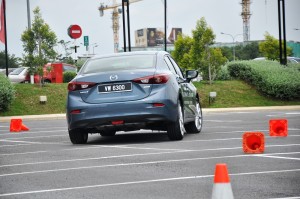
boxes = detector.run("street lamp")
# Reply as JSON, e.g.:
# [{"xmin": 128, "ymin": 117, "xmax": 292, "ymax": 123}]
[
  {"xmin": 221, "ymin": 32, "xmax": 243, "ymax": 61},
  {"xmin": 164, "ymin": 0, "xmax": 167, "ymax": 51}
]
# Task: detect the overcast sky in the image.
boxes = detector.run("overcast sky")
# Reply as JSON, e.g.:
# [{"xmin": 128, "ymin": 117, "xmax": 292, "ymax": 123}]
[{"xmin": 1, "ymin": 0, "xmax": 300, "ymax": 59}]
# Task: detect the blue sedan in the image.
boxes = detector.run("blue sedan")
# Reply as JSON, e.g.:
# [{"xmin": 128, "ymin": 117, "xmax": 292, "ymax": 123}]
[{"xmin": 66, "ymin": 51, "xmax": 203, "ymax": 144}]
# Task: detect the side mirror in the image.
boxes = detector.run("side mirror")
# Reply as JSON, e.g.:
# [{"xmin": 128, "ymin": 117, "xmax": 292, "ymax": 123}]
[{"xmin": 186, "ymin": 70, "xmax": 198, "ymax": 82}]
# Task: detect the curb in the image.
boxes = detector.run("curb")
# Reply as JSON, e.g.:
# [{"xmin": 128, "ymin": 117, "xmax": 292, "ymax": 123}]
[
  {"xmin": 0, "ymin": 114, "xmax": 66, "ymax": 122},
  {"xmin": 1, "ymin": 106, "xmax": 300, "ymax": 122}
]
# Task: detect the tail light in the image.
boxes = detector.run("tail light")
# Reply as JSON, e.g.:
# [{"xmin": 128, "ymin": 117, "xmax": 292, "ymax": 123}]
[
  {"xmin": 111, "ymin": 120, "xmax": 124, "ymax": 125},
  {"xmin": 153, "ymin": 103, "xmax": 165, "ymax": 107},
  {"xmin": 70, "ymin": 109, "xmax": 81, "ymax": 114},
  {"xmin": 133, "ymin": 74, "xmax": 169, "ymax": 84},
  {"xmin": 68, "ymin": 82, "xmax": 96, "ymax": 91}
]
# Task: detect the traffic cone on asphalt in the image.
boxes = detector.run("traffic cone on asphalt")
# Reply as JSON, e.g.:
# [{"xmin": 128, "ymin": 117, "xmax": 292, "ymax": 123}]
[
  {"xmin": 10, "ymin": 119, "xmax": 29, "ymax": 132},
  {"xmin": 212, "ymin": 163, "xmax": 234, "ymax": 199},
  {"xmin": 269, "ymin": 119, "xmax": 288, "ymax": 137},
  {"xmin": 242, "ymin": 132, "xmax": 265, "ymax": 153}
]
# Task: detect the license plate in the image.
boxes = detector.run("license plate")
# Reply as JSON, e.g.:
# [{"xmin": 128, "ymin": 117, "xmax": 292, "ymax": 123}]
[{"xmin": 98, "ymin": 82, "xmax": 132, "ymax": 93}]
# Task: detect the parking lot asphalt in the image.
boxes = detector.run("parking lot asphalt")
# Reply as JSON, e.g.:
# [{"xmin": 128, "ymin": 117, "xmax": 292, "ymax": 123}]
[
  {"xmin": 0, "ymin": 106, "xmax": 300, "ymax": 198},
  {"xmin": 1, "ymin": 105, "xmax": 300, "ymax": 122}
]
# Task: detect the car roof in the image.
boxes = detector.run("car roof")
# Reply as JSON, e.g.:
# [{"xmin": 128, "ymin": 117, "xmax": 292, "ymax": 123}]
[{"xmin": 91, "ymin": 51, "xmax": 169, "ymax": 60}]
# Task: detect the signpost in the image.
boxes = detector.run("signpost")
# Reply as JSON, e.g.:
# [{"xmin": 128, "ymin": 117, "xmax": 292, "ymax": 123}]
[
  {"xmin": 67, "ymin": 25, "xmax": 82, "ymax": 62},
  {"xmin": 68, "ymin": 25, "xmax": 82, "ymax": 39},
  {"xmin": 84, "ymin": 36, "xmax": 89, "ymax": 46},
  {"xmin": 84, "ymin": 36, "xmax": 89, "ymax": 52}
]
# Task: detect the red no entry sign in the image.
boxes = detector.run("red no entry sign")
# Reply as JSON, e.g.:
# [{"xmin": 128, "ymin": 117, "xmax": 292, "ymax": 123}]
[{"xmin": 68, "ymin": 25, "xmax": 82, "ymax": 39}]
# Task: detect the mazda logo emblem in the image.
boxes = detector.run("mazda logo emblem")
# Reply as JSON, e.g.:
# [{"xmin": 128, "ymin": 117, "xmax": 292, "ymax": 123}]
[{"xmin": 110, "ymin": 75, "xmax": 118, "ymax": 81}]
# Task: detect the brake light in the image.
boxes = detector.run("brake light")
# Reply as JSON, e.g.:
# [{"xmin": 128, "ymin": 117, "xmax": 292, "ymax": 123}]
[
  {"xmin": 153, "ymin": 103, "xmax": 165, "ymax": 107},
  {"xmin": 68, "ymin": 82, "xmax": 96, "ymax": 91},
  {"xmin": 70, "ymin": 109, "xmax": 81, "ymax": 114},
  {"xmin": 133, "ymin": 74, "xmax": 169, "ymax": 84},
  {"xmin": 111, "ymin": 120, "xmax": 124, "ymax": 125}
]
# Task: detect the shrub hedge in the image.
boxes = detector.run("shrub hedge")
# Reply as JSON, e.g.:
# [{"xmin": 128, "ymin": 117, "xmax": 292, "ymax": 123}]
[
  {"xmin": 216, "ymin": 65, "xmax": 232, "ymax": 81},
  {"xmin": 0, "ymin": 74, "xmax": 15, "ymax": 111},
  {"xmin": 227, "ymin": 60, "xmax": 300, "ymax": 100},
  {"xmin": 63, "ymin": 71, "xmax": 77, "ymax": 83}
]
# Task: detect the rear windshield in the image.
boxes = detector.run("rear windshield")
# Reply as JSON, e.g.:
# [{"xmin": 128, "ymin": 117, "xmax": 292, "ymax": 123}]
[
  {"xmin": 291, "ymin": 57, "xmax": 300, "ymax": 63},
  {"xmin": 9, "ymin": 67, "xmax": 25, "ymax": 75},
  {"xmin": 81, "ymin": 55, "xmax": 156, "ymax": 74},
  {"xmin": 63, "ymin": 65, "xmax": 77, "ymax": 72}
]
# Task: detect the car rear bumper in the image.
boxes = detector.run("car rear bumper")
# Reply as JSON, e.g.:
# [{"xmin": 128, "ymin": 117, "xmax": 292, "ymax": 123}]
[{"xmin": 67, "ymin": 98, "xmax": 178, "ymax": 131}]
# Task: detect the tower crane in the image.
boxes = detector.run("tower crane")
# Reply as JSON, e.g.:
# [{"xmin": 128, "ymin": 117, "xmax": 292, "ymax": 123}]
[
  {"xmin": 241, "ymin": 0, "xmax": 251, "ymax": 42},
  {"xmin": 99, "ymin": 0, "xmax": 142, "ymax": 53}
]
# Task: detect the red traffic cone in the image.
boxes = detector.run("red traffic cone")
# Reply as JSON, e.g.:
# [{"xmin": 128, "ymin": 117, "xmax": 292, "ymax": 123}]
[
  {"xmin": 269, "ymin": 119, "xmax": 288, "ymax": 137},
  {"xmin": 212, "ymin": 163, "xmax": 234, "ymax": 199},
  {"xmin": 243, "ymin": 132, "xmax": 264, "ymax": 153},
  {"xmin": 10, "ymin": 119, "xmax": 29, "ymax": 132}
]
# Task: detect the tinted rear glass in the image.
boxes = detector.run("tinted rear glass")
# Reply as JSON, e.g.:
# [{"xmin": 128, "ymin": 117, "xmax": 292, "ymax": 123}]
[
  {"xmin": 81, "ymin": 55, "xmax": 155, "ymax": 74},
  {"xmin": 9, "ymin": 67, "xmax": 25, "ymax": 75},
  {"xmin": 291, "ymin": 57, "xmax": 300, "ymax": 63},
  {"xmin": 63, "ymin": 65, "xmax": 77, "ymax": 72}
]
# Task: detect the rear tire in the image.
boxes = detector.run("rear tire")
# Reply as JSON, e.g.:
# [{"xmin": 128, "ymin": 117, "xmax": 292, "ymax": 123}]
[
  {"xmin": 167, "ymin": 101, "xmax": 185, "ymax": 140},
  {"xmin": 69, "ymin": 128, "xmax": 88, "ymax": 144},
  {"xmin": 100, "ymin": 130, "xmax": 116, "ymax": 136},
  {"xmin": 185, "ymin": 100, "xmax": 203, "ymax": 134}
]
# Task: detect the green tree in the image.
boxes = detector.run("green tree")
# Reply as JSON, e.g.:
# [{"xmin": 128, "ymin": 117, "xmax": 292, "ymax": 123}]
[
  {"xmin": 0, "ymin": 51, "xmax": 20, "ymax": 68},
  {"xmin": 171, "ymin": 34, "xmax": 193, "ymax": 69},
  {"xmin": 219, "ymin": 46, "xmax": 233, "ymax": 61},
  {"xmin": 235, "ymin": 42, "xmax": 261, "ymax": 60},
  {"xmin": 172, "ymin": 17, "xmax": 227, "ymax": 82},
  {"xmin": 57, "ymin": 40, "xmax": 75, "ymax": 64},
  {"xmin": 21, "ymin": 7, "xmax": 57, "ymax": 77},
  {"xmin": 259, "ymin": 32, "xmax": 292, "ymax": 61},
  {"xmin": 190, "ymin": 17, "xmax": 215, "ymax": 72},
  {"xmin": 220, "ymin": 42, "xmax": 261, "ymax": 61},
  {"xmin": 205, "ymin": 47, "xmax": 227, "ymax": 84}
]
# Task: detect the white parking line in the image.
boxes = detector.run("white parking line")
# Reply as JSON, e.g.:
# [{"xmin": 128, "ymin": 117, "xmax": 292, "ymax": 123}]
[
  {"xmin": 0, "ymin": 150, "xmax": 190, "ymax": 168},
  {"xmin": 0, "ymin": 130, "xmax": 66, "ymax": 136},
  {"xmin": 205, "ymin": 120, "xmax": 242, "ymax": 123},
  {"xmin": 1, "ymin": 150, "xmax": 299, "ymax": 169},
  {"xmin": 257, "ymin": 155, "xmax": 300, "ymax": 161},
  {"xmin": 269, "ymin": 197, "xmax": 300, "ymax": 199},
  {"xmin": 286, "ymin": 112, "xmax": 300, "ymax": 115},
  {"xmin": 181, "ymin": 135, "xmax": 300, "ymax": 143},
  {"xmin": 2, "ymin": 150, "xmax": 300, "ymax": 178},
  {"xmin": 0, "ymin": 143, "xmax": 32, "ymax": 148},
  {"xmin": 0, "ymin": 154, "xmax": 265, "ymax": 177},
  {"xmin": 0, "ymin": 139, "xmax": 42, "ymax": 144},
  {"xmin": 0, "ymin": 168, "xmax": 299, "ymax": 197},
  {"xmin": 202, "ymin": 129, "xmax": 299, "ymax": 134},
  {"xmin": 1, "ymin": 134, "xmax": 65, "ymax": 140},
  {"xmin": 0, "ymin": 137, "xmax": 300, "ymax": 156}
]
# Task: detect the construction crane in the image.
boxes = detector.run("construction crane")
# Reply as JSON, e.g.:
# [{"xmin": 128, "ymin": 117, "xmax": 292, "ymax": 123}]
[
  {"xmin": 99, "ymin": 0, "xmax": 142, "ymax": 53},
  {"xmin": 241, "ymin": 0, "xmax": 252, "ymax": 42}
]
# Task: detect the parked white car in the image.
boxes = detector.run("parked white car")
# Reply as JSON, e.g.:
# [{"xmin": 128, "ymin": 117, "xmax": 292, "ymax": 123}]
[
  {"xmin": 8, "ymin": 67, "xmax": 29, "ymax": 83},
  {"xmin": 253, "ymin": 57, "xmax": 300, "ymax": 64}
]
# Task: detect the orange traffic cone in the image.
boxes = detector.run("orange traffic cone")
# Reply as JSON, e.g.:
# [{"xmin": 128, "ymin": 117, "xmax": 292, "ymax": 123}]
[
  {"xmin": 243, "ymin": 132, "xmax": 265, "ymax": 153},
  {"xmin": 10, "ymin": 119, "xmax": 29, "ymax": 132},
  {"xmin": 212, "ymin": 163, "xmax": 234, "ymax": 199},
  {"xmin": 269, "ymin": 119, "xmax": 288, "ymax": 137}
]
